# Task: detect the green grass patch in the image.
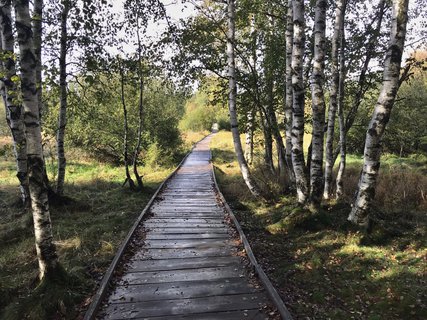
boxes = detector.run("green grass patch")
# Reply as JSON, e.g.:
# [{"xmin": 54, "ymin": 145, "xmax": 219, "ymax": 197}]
[
  {"xmin": 211, "ymin": 131, "xmax": 427, "ymax": 320},
  {"xmin": 0, "ymin": 132, "xmax": 204, "ymax": 319}
]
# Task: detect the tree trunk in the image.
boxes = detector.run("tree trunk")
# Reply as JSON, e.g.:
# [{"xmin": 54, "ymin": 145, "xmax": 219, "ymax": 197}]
[
  {"xmin": 260, "ymin": 107, "xmax": 275, "ymax": 174},
  {"xmin": 227, "ymin": 0, "xmax": 264, "ymax": 200},
  {"xmin": 14, "ymin": 0, "xmax": 59, "ymax": 279},
  {"xmin": 291, "ymin": 0, "xmax": 308, "ymax": 204},
  {"xmin": 336, "ymin": 3, "xmax": 347, "ymax": 200},
  {"xmin": 120, "ymin": 62, "xmax": 135, "ymax": 190},
  {"xmin": 285, "ymin": 0, "xmax": 295, "ymax": 185},
  {"xmin": 0, "ymin": 0, "xmax": 30, "ymax": 207},
  {"xmin": 32, "ymin": 0, "xmax": 43, "ymax": 117},
  {"xmin": 56, "ymin": 0, "xmax": 69, "ymax": 196},
  {"xmin": 348, "ymin": 0, "xmax": 409, "ymax": 227},
  {"xmin": 309, "ymin": 0, "xmax": 327, "ymax": 207},
  {"xmin": 132, "ymin": 16, "xmax": 144, "ymax": 190},
  {"xmin": 323, "ymin": 0, "xmax": 345, "ymax": 200},
  {"xmin": 244, "ymin": 108, "xmax": 255, "ymax": 165}
]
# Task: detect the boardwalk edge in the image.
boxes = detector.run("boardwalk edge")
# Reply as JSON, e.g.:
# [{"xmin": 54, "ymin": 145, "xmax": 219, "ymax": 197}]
[
  {"xmin": 83, "ymin": 134, "xmax": 210, "ymax": 320},
  {"xmin": 211, "ymin": 160, "xmax": 293, "ymax": 320}
]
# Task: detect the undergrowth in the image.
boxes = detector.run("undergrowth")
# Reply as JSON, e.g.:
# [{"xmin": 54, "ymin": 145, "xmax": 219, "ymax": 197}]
[
  {"xmin": 0, "ymin": 132, "xmax": 202, "ymax": 319},
  {"xmin": 211, "ymin": 131, "xmax": 427, "ymax": 320}
]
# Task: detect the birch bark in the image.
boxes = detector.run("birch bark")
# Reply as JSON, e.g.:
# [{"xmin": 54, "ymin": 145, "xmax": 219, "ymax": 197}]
[
  {"xmin": 32, "ymin": 0, "xmax": 42, "ymax": 116},
  {"xmin": 120, "ymin": 62, "xmax": 135, "ymax": 190},
  {"xmin": 336, "ymin": 6, "xmax": 347, "ymax": 199},
  {"xmin": 309, "ymin": 0, "xmax": 327, "ymax": 206},
  {"xmin": 132, "ymin": 15, "xmax": 144, "ymax": 190},
  {"xmin": 14, "ymin": 0, "xmax": 58, "ymax": 278},
  {"xmin": 56, "ymin": 0, "xmax": 69, "ymax": 196},
  {"xmin": 284, "ymin": 0, "xmax": 295, "ymax": 184},
  {"xmin": 244, "ymin": 108, "xmax": 254, "ymax": 165},
  {"xmin": 227, "ymin": 0, "xmax": 264, "ymax": 200},
  {"xmin": 291, "ymin": 0, "xmax": 308, "ymax": 203},
  {"xmin": 348, "ymin": 0, "xmax": 409, "ymax": 227},
  {"xmin": 0, "ymin": 0, "xmax": 30, "ymax": 207},
  {"xmin": 323, "ymin": 0, "xmax": 345, "ymax": 199}
]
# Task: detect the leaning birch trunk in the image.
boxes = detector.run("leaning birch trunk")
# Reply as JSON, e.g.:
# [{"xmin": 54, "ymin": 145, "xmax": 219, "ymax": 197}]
[
  {"xmin": 226, "ymin": 0, "xmax": 264, "ymax": 200},
  {"xmin": 14, "ymin": 0, "xmax": 59, "ymax": 278},
  {"xmin": 32, "ymin": 0, "xmax": 43, "ymax": 117},
  {"xmin": 323, "ymin": 0, "xmax": 345, "ymax": 199},
  {"xmin": 309, "ymin": 0, "xmax": 327, "ymax": 207},
  {"xmin": 244, "ymin": 108, "xmax": 255, "ymax": 165},
  {"xmin": 120, "ymin": 64, "xmax": 136, "ymax": 190},
  {"xmin": 285, "ymin": 0, "xmax": 295, "ymax": 185},
  {"xmin": 291, "ymin": 0, "xmax": 308, "ymax": 204},
  {"xmin": 260, "ymin": 107, "xmax": 275, "ymax": 174},
  {"xmin": 56, "ymin": 0, "xmax": 69, "ymax": 196},
  {"xmin": 0, "ymin": 0, "xmax": 30, "ymax": 207},
  {"xmin": 132, "ymin": 16, "xmax": 144, "ymax": 190},
  {"xmin": 336, "ymin": 5, "xmax": 347, "ymax": 199},
  {"xmin": 348, "ymin": 0, "xmax": 409, "ymax": 227}
]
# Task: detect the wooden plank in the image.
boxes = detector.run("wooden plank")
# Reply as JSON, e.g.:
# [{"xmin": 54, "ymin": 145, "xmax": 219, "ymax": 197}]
[
  {"xmin": 132, "ymin": 247, "xmax": 234, "ymax": 260},
  {"xmin": 101, "ymin": 293, "xmax": 267, "ymax": 319},
  {"xmin": 128, "ymin": 309, "xmax": 268, "ymax": 320},
  {"xmin": 127, "ymin": 256, "xmax": 242, "ymax": 272},
  {"xmin": 108, "ymin": 278, "xmax": 261, "ymax": 303},
  {"xmin": 147, "ymin": 218, "xmax": 223, "ymax": 224},
  {"xmin": 147, "ymin": 228, "xmax": 228, "ymax": 234},
  {"xmin": 145, "ymin": 233, "xmax": 229, "ymax": 240},
  {"xmin": 145, "ymin": 223, "xmax": 225, "ymax": 229},
  {"xmin": 144, "ymin": 238, "xmax": 231, "ymax": 249}
]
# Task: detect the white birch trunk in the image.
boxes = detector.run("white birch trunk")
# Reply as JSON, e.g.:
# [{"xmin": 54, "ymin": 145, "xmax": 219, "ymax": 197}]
[
  {"xmin": 244, "ymin": 108, "xmax": 254, "ymax": 165},
  {"xmin": 132, "ymin": 16, "xmax": 144, "ymax": 190},
  {"xmin": 120, "ymin": 63, "xmax": 136, "ymax": 190},
  {"xmin": 260, "ymin": 106, "xmax": 275, "ymax": 174},
  {"xmin": 348, "ymin": 0, "xmax": 409, "ymax": 227},
  {"xmin": 336, "ymin": 4, "xmax": 347, "ymax": 199},
  {"xmin": 0, "ymin": 0, "xmax": 30, "ymax": 207},
  {"xmin": 291, "ymin": 0, "xmax": 308, "ymax": 203},
  {"xmin": 13, "ymin": 0, "xmax": 58, "ymax": 278},
  {"xmin": 32, "ymin": 0, "xmax": 43, "ymax": 116},
  {"xmin": 56, "ymin": 0, "xmax": 69, "ymax": 196},
  {"xmin": 323, "ymin": 0, "xmax": 345, "ymax": 199},
  {"xmin": 285, "ymin": 0, "xmax": 295, "ymax": 184},
  {"xmin": 309, "ymin": 0, "xmax": 327, "ymax": 206},
  {"xmin": 227, "ymin": 0, "xmax": 264, "ymax": 200}
]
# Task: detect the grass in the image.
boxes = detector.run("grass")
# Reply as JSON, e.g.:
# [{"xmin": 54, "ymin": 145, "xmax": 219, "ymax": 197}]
[
  {"xmin": 0, "ymin": 131, "xmax": 203, "ymax": 319},
  {"xmin": 211, "ymin": 131, "xmax": 427, "ymax": 320}
]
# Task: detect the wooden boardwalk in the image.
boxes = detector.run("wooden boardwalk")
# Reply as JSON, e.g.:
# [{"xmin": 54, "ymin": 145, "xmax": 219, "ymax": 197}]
[{"xmin": 91, "ymin": 135, "xmax": 284, "ymax": 319}]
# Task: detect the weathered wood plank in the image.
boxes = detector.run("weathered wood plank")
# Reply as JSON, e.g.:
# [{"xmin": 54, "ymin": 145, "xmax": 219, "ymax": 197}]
[
  {"xmin": 145, "ymin": 222, "xmax": 225, "ymax": 229},
  {"xmin": 147, "ymin": 218, "xmax": 224, "ymax": 224},
  {"xmin": 145, "ymin": 233, "xmax": 229, "ymax": 240},
  {"xmin": 132, "ymin": 247, "xmax": 235, "ymax": 260},
  {"xmin": 101, "ymin": 293, "xmax": 267, "ymax": 319},
  {"xmin": 127, "ymin": 309, "xmax": 268, "ymax": 320},
  {"xmin": 147, "ymin": 228, "xmax": 229, "ymax": 234},
  {"xmin": 144, "ymin": 239, "xmax": 231, "ymax": 249},
  {"xmin": 108, "ymin": 278, "xmax": 261, "ymax": 303},
  {"xmin": 127, "ymin": 256, "xmax": 242, "ymax": 272}
]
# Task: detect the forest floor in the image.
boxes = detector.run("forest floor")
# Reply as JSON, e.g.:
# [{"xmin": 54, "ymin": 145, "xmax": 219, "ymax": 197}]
[
  {"xmin": 211, "ymin": 131, "xmax": 426, "ymax": 320},
  {"xmin": 0, "ymin": 131, "xmax": 206, "ymax": 319}
]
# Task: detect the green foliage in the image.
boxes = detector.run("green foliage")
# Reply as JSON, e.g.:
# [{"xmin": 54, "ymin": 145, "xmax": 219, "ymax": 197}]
[
  {"xmin": 43, "ymin": 73, "xmax": 185, "ymax": 165},
  {"xmin": 179, "ymin": 77, "xmax": 230, "ymax": 132}
]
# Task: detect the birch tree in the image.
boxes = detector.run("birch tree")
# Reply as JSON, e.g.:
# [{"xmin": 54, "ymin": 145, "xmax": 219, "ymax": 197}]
[
  {"xmin": 56, "ymin": 0, "xmax": 70, "ymax": 196},
  {"xmin": 291, "ymin": 0, "xmax": 308, "ymax": 203},
  {"xmin": 0, "ymin": 0, "xmax": 30, "ymax": 207},
  {"xmin": 227, "ymin": 0, "xmax": 264, "ymax": 200},
  {"xmin": 335, "ymin": 2, "xmax": 347, "ymax": 199},
  {"xmin": 323, "ymin": 0, "xmax": 345, "ymax": 199},
  {"xmin": 13, "ymin": 0, "xmax": 59, "ymax": 278},
  {"xmin": 284, "ymin": 0, "xmax": 295, "ymax": 185},
  {"xmin": 309, "ymin": 0, "xmax": 327, "ymax": 207},
  {"xmin": 348, "ymin": 0, "xmax": 409, "ymax": 227}
]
